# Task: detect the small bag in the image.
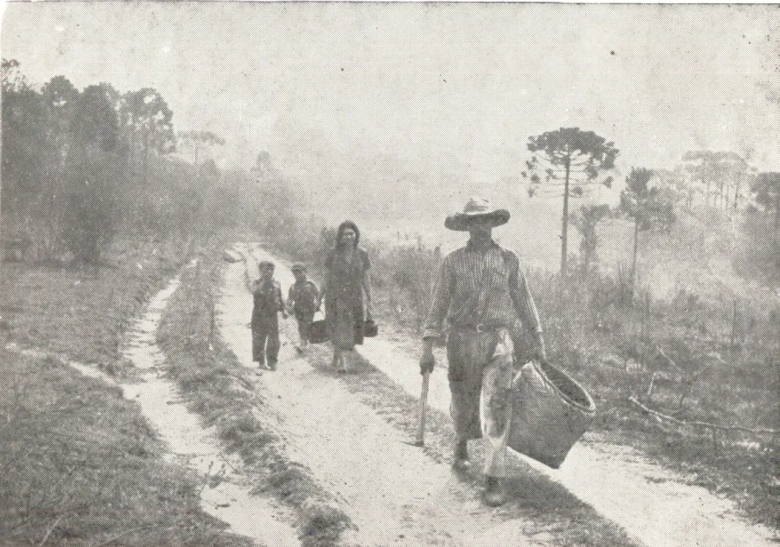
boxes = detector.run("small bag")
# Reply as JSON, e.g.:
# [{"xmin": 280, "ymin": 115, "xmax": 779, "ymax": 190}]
[
  {"xmin": 363, "ymin": 311, "xmax": 378, "ymax": 337},
  {"xmin": 308, "ymin": 311, "xmax": 329, "ymax": 344}
]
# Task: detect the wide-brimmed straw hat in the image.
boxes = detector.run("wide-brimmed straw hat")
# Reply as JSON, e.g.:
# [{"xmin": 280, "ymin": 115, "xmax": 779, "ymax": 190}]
[{"xmin": 444, "ymin": 197, "xmax": 510, "ymax": 231}]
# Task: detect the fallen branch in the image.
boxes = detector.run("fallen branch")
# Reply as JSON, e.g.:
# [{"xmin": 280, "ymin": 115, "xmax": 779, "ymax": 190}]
[
  {"xmin": 646, "ymin": 372, "xmax": 659, "ymax": 401},
  {"xmin": 90, "ymin": 525, "xmax": 151, "ymax": 547},
  {"xmin": 37, "ymin": 514, "xmax": 65, "ymax": 547},
  {"xmin": 654, "ymin": 345, "xmax": 684, "ymax": 373},
  {"xmin": 628, "ymin": 396, "xmax": 780, "ymax": 435}
]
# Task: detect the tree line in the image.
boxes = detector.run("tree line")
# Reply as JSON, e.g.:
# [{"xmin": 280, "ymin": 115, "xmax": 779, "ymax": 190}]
[
  {"xmin": 3, "ymin": 58, "xmax": 779, "ymax": 285},
  {"xmin": 1, "ymin": 59, "xmax": 245, "ymax": 266},
  {"xmin": 523, "ymin": 127, "xmax": 780, "ymax": 288}
]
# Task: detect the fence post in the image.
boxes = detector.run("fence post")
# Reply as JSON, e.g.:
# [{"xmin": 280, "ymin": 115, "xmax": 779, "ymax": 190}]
[
  {"xmin": 209, "ymin": 297, "xmax": 215, "ymax": 351},
  {"xmin": 639, "ymin": 291, "xmax": 650, "ymax": 367},
  {"xmin": 730, "ymin": 299, "xmax": 738, "ymax": 354}
]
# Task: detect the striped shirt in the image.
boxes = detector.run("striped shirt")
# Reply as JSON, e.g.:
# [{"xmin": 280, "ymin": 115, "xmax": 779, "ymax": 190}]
[{"xmin": 422, "ymin": 240, "xmax": 542, "ymax": 340}]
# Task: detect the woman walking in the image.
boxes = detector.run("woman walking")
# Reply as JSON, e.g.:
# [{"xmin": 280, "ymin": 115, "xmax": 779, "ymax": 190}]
[{"xmin": 319, "ymin": 221, "xmax": 372, "ymax": 372}]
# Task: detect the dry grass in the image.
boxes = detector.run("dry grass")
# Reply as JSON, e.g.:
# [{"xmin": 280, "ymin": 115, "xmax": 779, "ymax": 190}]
[
  {"xmin": 0, "ymin": 350, "xmax": 250, "ymax": 547},
  {"xmin": 0, "ymin": 237, "xmax": 190, "ymax": 365},
  {"xmin": 0, "ymin": 236, "xmax": 252, "ymax": 546}
]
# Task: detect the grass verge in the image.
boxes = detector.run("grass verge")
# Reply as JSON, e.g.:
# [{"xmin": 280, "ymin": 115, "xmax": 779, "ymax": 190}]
[
  {"xmin": 0, "ymin": 237, "xmax": 190, "ymax": 366},
  {"xmin": 157, "ymin": 239, "xmax": 352, "ymax": 547},
  {"xmin": 0, "ymin": 236, "xmax": 251, "ymax": 546}
]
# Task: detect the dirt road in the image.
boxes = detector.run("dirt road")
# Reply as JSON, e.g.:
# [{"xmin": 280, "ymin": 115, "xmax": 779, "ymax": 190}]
[
  {"xmin": 117, "ymin": 267, "xmax": 299, "ymax": 547},
  {"xmin": 219, "ymin": 244, "xmax": 553, "ymax": 546},
  {"xmin": 219, "ymin": 243, "xmax": 777, "ymax": 547},
  {"xmin": 357, "ymin": 334, "xmax": 778, "ymax": 547}
]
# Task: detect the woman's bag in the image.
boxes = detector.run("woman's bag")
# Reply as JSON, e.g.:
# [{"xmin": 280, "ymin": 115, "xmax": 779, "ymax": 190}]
[
  {"xmin": 363, "ymin": 311, "xmax": 378, "ymax": 338},
  {"xmin": 308, "ymin": 311, "xmax": 329, "ymax": 344},
  {"xmin": 508, "ymin": 359, "xmax": 596, "ymax": 469}
]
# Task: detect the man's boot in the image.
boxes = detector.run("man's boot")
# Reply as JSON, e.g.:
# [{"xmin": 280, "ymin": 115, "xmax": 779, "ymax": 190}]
[
  {"xmin": 483, "ymin": 476, "xmax": 507, "ymax": 507},
  {"xmin": 452, "ymin": 439, "xmax": 470, "ymax": 472}
]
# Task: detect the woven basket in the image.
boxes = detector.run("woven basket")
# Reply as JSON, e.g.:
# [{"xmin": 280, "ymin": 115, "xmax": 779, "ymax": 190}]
[{"xmin": 508, "ymin": 360, "xmax": 595, "ymax": 469}]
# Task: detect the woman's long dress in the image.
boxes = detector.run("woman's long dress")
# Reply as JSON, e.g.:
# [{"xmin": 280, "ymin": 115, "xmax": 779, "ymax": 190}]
[{"xmin": 324, "ymin": 246, "xmax": 370, "ymax": 350}]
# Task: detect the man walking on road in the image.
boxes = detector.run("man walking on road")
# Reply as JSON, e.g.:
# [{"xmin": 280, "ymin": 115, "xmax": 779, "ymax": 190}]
[
  {"xmin": 419, "ymin": 197, "xmax": 547, "ymax": 507},
  {"xmin": 251, "ymin": 261, "xmax": 287, "ymax": 370},
  {"xmin": 286, "ymin": 263, "xmax": 319, "ymax": 353}
]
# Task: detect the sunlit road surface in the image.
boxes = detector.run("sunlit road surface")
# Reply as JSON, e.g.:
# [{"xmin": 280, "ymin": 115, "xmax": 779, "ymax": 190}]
[
  {"xmin": 359, "ymin": 336, "xmax": 777, "ymax": 547},
  {"xmin": 245, "ymin": 244, "xmax": 777, "ymax": 547}
]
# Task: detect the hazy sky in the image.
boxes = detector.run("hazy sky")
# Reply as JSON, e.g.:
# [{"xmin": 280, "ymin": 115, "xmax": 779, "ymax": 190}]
[{"xmin": 3, "ymin": 3, "xmax": 780, "ymax": 182}]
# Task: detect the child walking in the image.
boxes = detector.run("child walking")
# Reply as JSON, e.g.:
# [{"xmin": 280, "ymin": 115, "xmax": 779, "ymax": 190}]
[
  {"xmin": 286, "ymin": 263, "xmax": 320, "ymax": 353},
  {"xmin": 251, "ymin": 261, "xmax": 287, "ymax": 370}
]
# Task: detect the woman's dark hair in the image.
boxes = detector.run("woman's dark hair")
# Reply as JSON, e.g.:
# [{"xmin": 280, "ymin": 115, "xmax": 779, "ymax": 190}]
[{"xmin": 336, "ymin": 220, "xmax": 360, "ymax": 248}]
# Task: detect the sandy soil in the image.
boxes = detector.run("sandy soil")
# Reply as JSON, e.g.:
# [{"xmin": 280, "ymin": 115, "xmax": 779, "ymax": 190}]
[{"xmin": 224, "ymin": 243, "xmax": 779, "ymax": 547}]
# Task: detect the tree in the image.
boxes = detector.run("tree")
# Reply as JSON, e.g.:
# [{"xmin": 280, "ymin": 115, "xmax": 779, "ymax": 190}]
[
  {"xmin": 683, "ymin": 151, "xmax": 749, "ymax": 210},
  {"xmin": 652, "ymin": 167, "xmax": 691, "ymax": 209},
  {"xmin": 177, "ymin": 130, "xmax": 225, "ymax": 165},
  {"xmin": 1, "ymin": 58, "xmax": 26, "ymax": 91},
  {"xmin": 72, "ymin": 85, "xmax": 119, "ymax": 155},
  {"xmin": 34, "ymin": 76, "xmax": 80, "ymax": 258},
  {"xmin": 251, "ymin": 151, "xmax": 277, "ymax": 182},
  {"xmin": 2, "ymin": 59, "xmax": 48, "ymax": 256},
  {"xmin": 524, "ymin": 127, "xmax": 618, "ymax": 276},
  {"xmin": 620, "ymin": 168, "xmax": 676, "ymax": 297},
  {"xmin": 41, "ymin": 76, "xmax": 79, "ymax": 165},
  {"xmin": 571, "ymin": 204, "xmax": 611, "ymax": 277},
  {"xmin": 120, "ymin": 88, "xmax": 175, "ymax": 184},
  {"xmin": 752, "ymin": 172, "xmax": 780, "ymax": 231},
  {"xmin": 0, "ymin": 59, "xmax": 24, "ymax": 274},
  {"xmin": 61, "ymin": 145, "xmax": 121, "ymax": 266},
  {"xmin": 61, "ymin": 85, "xmax": 124, "ymax": 265},
  {"xmin": 742, "ymin": 172, "xmax": 780, "ymax": 281}
]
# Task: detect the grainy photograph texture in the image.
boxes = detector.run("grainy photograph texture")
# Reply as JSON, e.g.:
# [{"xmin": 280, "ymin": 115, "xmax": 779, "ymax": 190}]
[{"xmin": 1, "ymin": 3, "xmax": 779, "ymax": 546}]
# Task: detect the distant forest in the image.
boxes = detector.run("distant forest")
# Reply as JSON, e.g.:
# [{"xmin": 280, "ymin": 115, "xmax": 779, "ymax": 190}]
[
  {"xmin": 2, "ymin": 58, "xmax": 779, "ymax": 285},
  {"xmin": 1, "ymin": 59, "xmax": 303, "ymax": 266}
]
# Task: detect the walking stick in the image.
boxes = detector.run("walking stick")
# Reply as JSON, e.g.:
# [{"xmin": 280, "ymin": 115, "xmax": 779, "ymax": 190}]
[{"xmin": 415, "ymin": 370, "xmax": 430, "ymax": 446}]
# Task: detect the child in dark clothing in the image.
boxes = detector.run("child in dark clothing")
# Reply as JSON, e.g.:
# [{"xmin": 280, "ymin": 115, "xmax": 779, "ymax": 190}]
[
  {"xmin": 251, "ymin": 261, "xmax": 287, "ymax": 370},
  {"xmin": 286, "ymin": 263, "xmax": 319, "ymax": 353}
]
